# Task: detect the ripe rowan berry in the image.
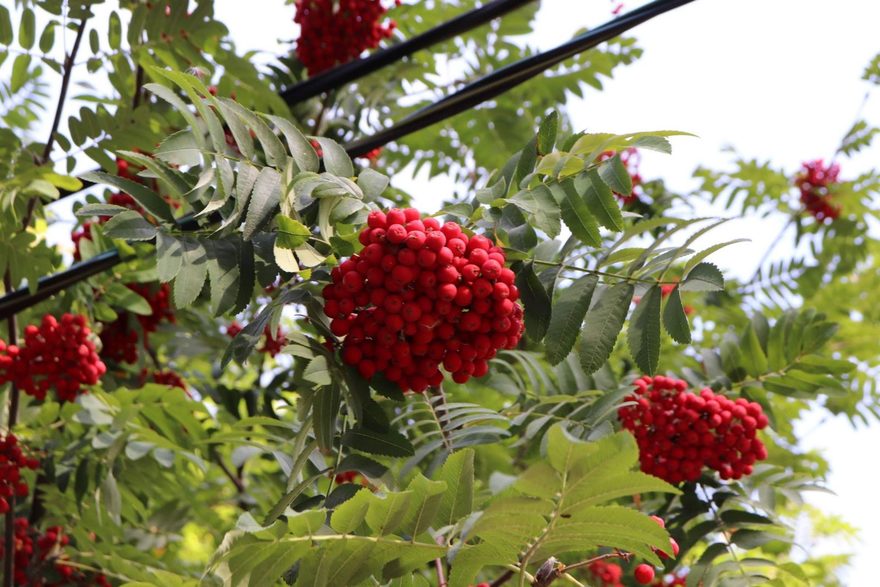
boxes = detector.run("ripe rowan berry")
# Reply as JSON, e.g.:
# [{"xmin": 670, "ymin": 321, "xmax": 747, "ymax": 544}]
[{"xmin": 634, "ymin": 564, "xmax": 655, "ymax": 584}]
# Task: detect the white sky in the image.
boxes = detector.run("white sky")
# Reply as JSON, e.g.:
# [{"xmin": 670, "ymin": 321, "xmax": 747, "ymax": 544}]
[{"xmin": 23, "ymin": 0, "xmax": 880, "ymax": 583}]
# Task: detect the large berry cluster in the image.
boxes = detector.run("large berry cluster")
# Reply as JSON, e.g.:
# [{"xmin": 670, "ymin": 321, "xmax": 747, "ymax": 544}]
[
  {"xmin": 619, "ymin": 375, "xmax": 769, "ymax": 483},
  {"xmin": 0, "ymin": 518, "xmax": 110, "ymax": 586},
  {"xmin": 599, "ymin": 148, "xmax": 643, "ymax": 205},
  {"xmin": 0, "ymin": 435, "xmax": 38, "ymax": 514},
  {"xmin": 99, "ymin": 283, "xmax": 175, "ymax": 365},
  {"xmin": 795, "ymin": 159, "xmax": 841, "ymax": 222},
  {"xmin": 294, "ymin": 0, "xmax": 398, "ymax": 76},
  {"xmin": 0, "ymin": 314, "xmax": 106, "ymax": 402},
  {"xmin": 322, "ymin": 208, "xmax": 524, "ymax": 393}
]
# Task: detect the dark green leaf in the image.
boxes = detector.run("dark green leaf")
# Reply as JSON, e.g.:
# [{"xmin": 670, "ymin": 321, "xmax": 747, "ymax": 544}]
[
  {"xmin": 243, "ymin": 168, "xmax": 281, "ymax": 240},
  {"xmin": 681, "ymin": 262, "xmax": 724, "ymax": 292},
  {"xmin": 545, "ymin": 274, "xmax": 599, "ymax": 365},
  {"xmin": 662, "ymin": 286, "xmax": 691, "ymax": 344},
  {"xmin": 156, "ymin": 232, "xmax": 183, "ymax": 282},
  {"xmin": 628, "ymin": 285, "xmax": 662, "ymax": 375},
  {"xmin": 206, "ymin": 240, "xmax": 241, "ymax": 316},
  {"xmin": 80, "ymin": 171, "xmax": 175, "ymax": 223},
  {"xmin": 598, "ymin": 154, "xmax": 633, "ymax": 195},
  {"xmin": 101, "ymin": 211, "xmax": 157, "ymax": 241},
  {"xmin": 336, "ymin": 454, "xmax": 388, "ymax": 479},
  {"xmin": 537, "ymin": 111, "xmax": 559, "ymax": 155},
  {"xmin": 313, "ymin": 385, "xmax": 341, "ymax": 452},
  {"xmin": 578, "ymin": 282, "xmax": 634, "ymax": 374},
  {"xmin": 342, "ymin": 428, "xmax": 414, "ymax": 457},
  {"xmin": 515, "ymin": 261, "xmax": 552, "ymax": 341},
  {"xmin": 173, "ymin": 239, "xmax": 208, "ymax": 308},
  {"xmin": 581, "ymin": 169, "xmax": 624, "ymax": 231},
  {"xmin": 0, "ymin": 6, "xmax": 12, "ymax": 45},
  {"xmin": 559, "ymin": 181, "xmax": 601, "ymax": 247}
]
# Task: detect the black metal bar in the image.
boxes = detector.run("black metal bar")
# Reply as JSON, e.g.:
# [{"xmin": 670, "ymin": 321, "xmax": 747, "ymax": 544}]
[
  {"xmin": 6, "ymin": 0, "xmax": 697, "ymax": 318},
  {"xmin": 0, "ymin": 251, "xmax": 122, "ymax": 321},
  {"xmin": 281, "ymin": 0, "xmax": 536, "ymax": 104},
  {"xmin": 345, "ymin": 0, "xmax": 697, "ymax": 157}
]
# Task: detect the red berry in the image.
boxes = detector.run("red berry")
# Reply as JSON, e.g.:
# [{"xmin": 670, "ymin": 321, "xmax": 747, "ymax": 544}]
[{"xmin": 634, "ymin": 564, "xmax": 655, "ymax": 584}]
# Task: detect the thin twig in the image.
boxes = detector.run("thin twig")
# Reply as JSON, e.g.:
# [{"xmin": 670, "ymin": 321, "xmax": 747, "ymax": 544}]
[
  {"xmin": 21, "ymin": 19, "xmax": 88, "ymax": 232},
  {"xmin": 490, "ymin": 570, "xmax": 515, "ymax": 587},
  {"xmin": 132, "ymin": 64, "xmax": 145, "ymax": 109},
  {"xmin": 434, "ymin": 535, "xmax": 448, "ymax": 587},
  {"xmin": 213, "ymin": 451, "xmax": 246, "ymax": 494}
]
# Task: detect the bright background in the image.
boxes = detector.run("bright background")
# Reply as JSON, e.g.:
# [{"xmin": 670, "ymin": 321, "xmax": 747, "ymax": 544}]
[{"xmin": 31, "ymin": 0, "xmax": 880, "ymax": 583}]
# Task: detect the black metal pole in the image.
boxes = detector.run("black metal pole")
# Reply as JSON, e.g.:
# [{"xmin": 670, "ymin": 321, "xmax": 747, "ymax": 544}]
[
  {"xmin": 281, "ymin": 0, "xmax": 536, "ymax": 104},
  {"xmin": 345, "ymin": 0, "xmax": 697, "ymax": 157},
  {"xmin": 0, "ymin": 251, "xmax": 122, "ymax": 321}
]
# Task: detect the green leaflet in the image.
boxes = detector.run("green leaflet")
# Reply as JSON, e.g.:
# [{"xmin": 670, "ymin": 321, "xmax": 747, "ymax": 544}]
[
  {"xmin": 628, "ymin": 285, "xmax": 662, "ymax": 375},
  {"xmin": 515, "ymin": 261, "xmax": 552, "ymax": 341},
  {"xmin": 662, "ymin": 286, "xmax": 692, "ymax": 344},
  {"xmin": 578, "ymin": 282, "xmax": 634, "ymax": 375},
  {"xmin": 544, "ymin": 274, "xmax": 599, "ymax": 365}
]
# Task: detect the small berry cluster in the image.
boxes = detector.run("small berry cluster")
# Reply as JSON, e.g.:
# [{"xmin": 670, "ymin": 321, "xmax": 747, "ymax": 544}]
[
  {"xmin": 332, "ymin": 470, "xmax": 369, "ymax": 486},
  {"xmin": 0, "ymin": 435, "xmax": 39, "ymax": 514},
  {"xmin": 294, "ymin": 0, "xmax": 398, "ymax": 76},
  {"xmin": 322, "ymin": 208, "xmax": 524, "ymax": 393},
  {"xmin": 99, "ymin": 283, "xmax": 175, "ymax": 365},
  {"xmin": 619, "ymin": 376, "xmax": 769, "ymax": 484},
  {"xmin": 145, "ymin": 369, "xmax": 187, "ymax": 391},
  {"xmin": 225, "ymin": 322, "xmax": 287, "ymax": 358},
  {"xmin": 0, "ymin": 518, "xmax": 110, "ymax": 586},
  {"xmin": 588, "ymin": 560, "xmax": 624, "ymax": 586},
  {"xmin": 599, "ymin": 148, "xmax": 643, "ymax": 205},
  {"xmin": 795, "ymin": 159, "xmax": 841, "ymax": 222},
  {"xmin": 0, "ymin": 314, "xmax": 106, "ymax": 402}
]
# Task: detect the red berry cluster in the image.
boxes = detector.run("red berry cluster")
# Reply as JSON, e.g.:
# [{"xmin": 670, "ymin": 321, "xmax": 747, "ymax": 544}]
[
  {"xmin": 225, "ymin": 322, "xmax": 287, "ymax": 358},
  {"xmin": 332, "ymin": 470, "xmax": 368, "ymax": 486},
  {"xmin": 322, "ymin": 208, "xmax": 524, "ymax": 393},
  {"xmin": 0, "ymin": 518, "xmax": 110, "ymax": 586},
  {"xmin": 0, "ymin": 435, "xmax": 38, "ymax": 514},
  {"xmin": 146, "ymin": 370, "xmax": 186, "ymax": 391},
  {"xmin": 0, "ymin": 314, "xmax": 106, "ymax": 403},
  {"xmin": 99, "ymin": 283, "xmax": 175, "ymax": 365},
  {"xmin": 599, "ymin": 148, "xmax": 643, "ymax": 205},
  {"xmin": 294, "ymin": 0, "xmax": 398, "ymax": 76},
  {"xmin": 619, "ymin": 375, "xmax": 769, "ymax": 484},
  {"xmin": 795, "ymin": 159, "xmax": 841, "ymax": 222},
  {"xmin": 358, "ymin": 147, "xmax": 383, "ymax": 162}
]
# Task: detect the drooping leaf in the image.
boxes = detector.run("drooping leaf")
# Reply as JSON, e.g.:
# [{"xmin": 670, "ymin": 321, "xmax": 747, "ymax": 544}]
[
  {"xmin": 662, "ymin": 286, "xmax": 691, "ymax": 344},
  {"xmin": 628, "ymin": 285, "xmax": 662, "ymax": 375},
  {"xmin": 545, "ymin": 274, "xmax": 599, "ymax": 365},
  {"xmin": 342, "ymin": 428, "xmax": 414, "ymax": 458},
  {"xmin": 515, "ymin": 261, "xmax": 552, "ymax": 342},
  {"xmin": 101, "ymin": 211, "xmax": 157, "ymax": 241},
  {"xmin": 578, "ymin": 282, "xmax": 634, "ymax": 374}
]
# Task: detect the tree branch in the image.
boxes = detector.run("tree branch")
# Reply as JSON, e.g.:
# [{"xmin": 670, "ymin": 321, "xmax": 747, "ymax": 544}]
[{"xmin": 132, "ymin": 64, "xmax": 145, "ymax": 109}]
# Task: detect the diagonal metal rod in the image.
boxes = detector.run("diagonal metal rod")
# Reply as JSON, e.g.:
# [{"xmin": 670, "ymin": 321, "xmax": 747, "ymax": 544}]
[
  {"xmin": 1, "ymin": 0, "xmax": 697, "ymax": 320},
  {"xmin": 56, "ymin": 0, "xmax": 535, "ymax": 201},
  {"xmin": 280, "ymin": 0, "xmax": 536, "ymax": 104},
  {"xmin": 346, "ymin": 0, "xmax": 697, "ymax": 157}
]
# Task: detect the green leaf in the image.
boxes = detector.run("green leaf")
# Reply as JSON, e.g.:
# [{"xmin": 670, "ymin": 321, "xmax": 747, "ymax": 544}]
[
  {"xmin": 104, "ymin": 283, "xmax": 151, "ymax": 316},
  {"xmin": 80, "ymin": 171, "xmax": 175, "ymax": 223},
  {"xmin": 578, "ymin": 282, "xmax": 634, "ymax": 374},
  {"xmin": 681, "ymin": 262, "xmax": 724, "ymax": 291},
  {"xmin": 537, "ymin": 111, "xmax": 559, "ymax": 155},
  {"xmin": 0, "ymin": 6, "xmax": 12, "ymax": 45},
  {"xmin": 662, "ymin": 286, "xmax": 691, "ymax": 344},
  {"xmin": 598, "ymin": 154, "xmax": 633, "ymax": 195},
  {"xmin": 515, "ymin": 261, "xmax": 552, "ymax": 341},
  {"xmin": 558, "ymin": 181, "xmax": 601, "ymax": 247},
  {"xmin": 108, "ymin": 12, "xmax": 121, "ymax": 49},
  {"xmin": 683, "ymin": 238, "xmax": 749, "ymax": 274},
  {"xmin": 740, "ymin": 322, "xmax": 769, "ymax": 377},
  {"xmin": 265, "ymin": 114, "xmax": 319, "ymax": 172},
  {"xmin": 102, "ymin": 211, "xmax": 158, "ymax": 241},
  {"xmin": 304, "ymin": 356, "xmax": 332, "ymax": 386},
  {"xmin": 18, "ymin": 8, "xmax": 34, "ymax": 49},
  {"xmin": 545, "ymin": 274, "xmax": 599, "ymax": 365},
  {"xmin": 628, "ymin": 285, "xmax": 662, "ymax": 375},
  {"xmin": 262, "ymin": 473, "xmax": 325, "ymax": 525},
  {"xmin": 243, "ymin": 167, "xmax": 281, "ymax": 240},
  {"xmin": 172, "ymin": 239, "xmax": 208, "ymax": 308},
  {"xmin": 335, "ymin": 454, "xmax": 388, "ymax": 479},
  {"xmin": 276, "ymin": 215, "xmax": 310, "ymax": 249},
  {"xmin": 342, "ymin": 428, "xmax": 414, "ymax": 458},
  {"xmin": 435, "ymin": 449, "xmax": 474, "ymax": 526},
  {"xmin": 330, "ymin": 487, "xmax": 373, "ymax": 533},
  {"xmin": 314, "ymin": 138, "xmax": 354, "ymax": 177},
  {"xmin": 401, "ymin": 474, "xmax": 447, "ymax": 536},
  {"xmin": 581, "ymin": 169, "xmax": 624, "ymax": 231},
  {"xmin": 10, "ymin": 54, "xmax": 31, "ymax": 93},
  {"xmin": 357, "ymin": 169, "xmax": 389, "ymax": 200},
  {"xmin": 74, "ymin": 204, "xmax": 131, "ymax": 218},
  {"xmin": 156, "ymin": 232, "xmax": 184, "ymax": 282},
  {"xmin": 206, "ymin": 240, "xmax": 241, "ymax": 316},
  {"xmin": 365, "ymin": 490, "xmax": 414, "ymax": 535},
  {"xmin": 38, "ymin": 21, "xmax": 55, "ymax": 53},
  {"xmin": 313, "ymin": 384, "xmax": 341, "ymax": 452}
]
